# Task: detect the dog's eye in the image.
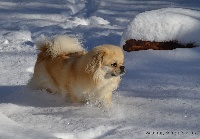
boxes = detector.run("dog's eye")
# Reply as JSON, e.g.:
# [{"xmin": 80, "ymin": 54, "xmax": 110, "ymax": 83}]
[{"xmin": 111, "ymin": 63, "xmax": 117, "ymax": 67}]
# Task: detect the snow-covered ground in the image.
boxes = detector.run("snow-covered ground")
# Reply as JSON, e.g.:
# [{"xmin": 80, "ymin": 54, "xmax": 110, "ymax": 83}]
[{"xmin": 0, "ymin": 0, "xmax": 200, "ymax": 139}]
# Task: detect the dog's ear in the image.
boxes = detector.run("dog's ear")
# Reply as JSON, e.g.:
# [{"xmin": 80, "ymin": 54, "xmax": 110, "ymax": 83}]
[{"xmin": 85, "ymin": 50, "xmax": 105, "ymax": 74}]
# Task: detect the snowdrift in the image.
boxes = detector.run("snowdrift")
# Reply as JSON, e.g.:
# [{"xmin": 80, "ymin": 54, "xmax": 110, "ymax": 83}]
[{"xmin": 121, "ymin": 8, "xmax": 200, "ymax": 46}]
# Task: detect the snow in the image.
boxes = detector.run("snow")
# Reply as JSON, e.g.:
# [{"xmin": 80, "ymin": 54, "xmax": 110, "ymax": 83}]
[
  {"xmin": 121, "ymin": 8, "xmax": 200, "ymax": 45},
  {"xmin": 0, "ymin": 0, "xmax": 200, "ymax": 139}
]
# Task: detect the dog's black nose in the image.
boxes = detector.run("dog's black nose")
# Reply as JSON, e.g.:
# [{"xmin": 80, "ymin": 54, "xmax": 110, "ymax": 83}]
[{"xmin": 120, "ymin": 66, "xmax": 125, "ymax": 74}]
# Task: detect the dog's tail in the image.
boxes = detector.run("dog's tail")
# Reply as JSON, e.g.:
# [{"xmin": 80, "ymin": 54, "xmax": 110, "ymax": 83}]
[{"xmin": 36, "ymin": 35, "xmax": 85, "ymax": 57}]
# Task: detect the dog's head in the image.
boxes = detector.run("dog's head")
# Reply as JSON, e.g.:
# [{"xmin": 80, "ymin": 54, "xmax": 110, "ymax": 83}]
[{"xmin": 86, "ymin": 45, "xmax": 125, "ymax": 78}]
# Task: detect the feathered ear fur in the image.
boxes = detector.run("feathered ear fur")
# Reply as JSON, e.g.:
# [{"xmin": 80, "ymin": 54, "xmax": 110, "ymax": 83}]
[{"xmin": 85, "ymin": 50, "xmax": 105, "ymax": 74}]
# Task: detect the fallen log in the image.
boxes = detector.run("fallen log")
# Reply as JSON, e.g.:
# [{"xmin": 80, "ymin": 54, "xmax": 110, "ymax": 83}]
[{"xmin": 123, "ymin": 39, "xmax": 197, "ymax": 52}]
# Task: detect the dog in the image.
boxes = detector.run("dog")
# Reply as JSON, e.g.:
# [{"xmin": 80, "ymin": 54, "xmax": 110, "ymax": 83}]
[{"xmin": 28, "ymin": 35, "xmax": 125, "ymax": 107}]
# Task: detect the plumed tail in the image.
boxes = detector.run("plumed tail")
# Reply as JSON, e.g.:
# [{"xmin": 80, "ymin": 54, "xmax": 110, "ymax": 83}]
[{"xmin": 35, "ymin": 35, "xmax": 85, "ymax": 58}]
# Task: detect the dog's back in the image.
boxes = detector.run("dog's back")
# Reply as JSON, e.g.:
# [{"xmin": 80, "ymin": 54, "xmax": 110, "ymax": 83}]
[{"xmin": 28, "ymin": 35, "xmax": 85, "ymax": 93}]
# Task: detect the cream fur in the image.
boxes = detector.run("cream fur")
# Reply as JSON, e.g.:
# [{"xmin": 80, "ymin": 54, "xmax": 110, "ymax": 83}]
[
  {"xmin": 36, "ymin": 35, "xmax": 84, "ymax": 57},
  {"xmin": 28, "ymin": 35, "xmax": 124, "ymax": 107}
]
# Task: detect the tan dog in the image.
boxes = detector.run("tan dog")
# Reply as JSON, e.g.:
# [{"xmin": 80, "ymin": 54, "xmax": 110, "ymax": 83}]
[{"xmin": 28, "ymin": 35, "xmax": 125, "ymax": 107}]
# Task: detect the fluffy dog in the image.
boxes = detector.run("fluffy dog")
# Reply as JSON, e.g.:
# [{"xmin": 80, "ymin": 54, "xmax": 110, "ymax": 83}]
[{"xmin": 28, "ymin": 35, "xmax": 125, "ymax": 107}]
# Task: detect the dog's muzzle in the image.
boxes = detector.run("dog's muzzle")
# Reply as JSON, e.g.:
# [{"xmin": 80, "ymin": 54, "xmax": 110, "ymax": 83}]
[
  {"xmin": 111, "ymin": 66, "xmax": 126, "ymax": 77},
  {"xmin": 120, "ymin": 66, "xmax": 125, "ymax": 74}
]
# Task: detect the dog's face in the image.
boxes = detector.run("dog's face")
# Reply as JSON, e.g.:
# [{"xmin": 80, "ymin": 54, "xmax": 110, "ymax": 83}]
[
  {"xmin": 101, "ymin": 46, "xmax": 125, "ymax": 77},
  {"xmin": 87, "ymin": 45, "xmax": 125, "ymax": 78}
]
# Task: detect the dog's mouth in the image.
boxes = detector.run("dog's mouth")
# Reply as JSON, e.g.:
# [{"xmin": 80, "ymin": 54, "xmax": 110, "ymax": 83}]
[
  {"xmin": 111, "ymin": 67, "xmax": 126, "ymax": 77},
  {"xmin": 111, "ymin": 72, "xmax": 125, "ymax": 77}
]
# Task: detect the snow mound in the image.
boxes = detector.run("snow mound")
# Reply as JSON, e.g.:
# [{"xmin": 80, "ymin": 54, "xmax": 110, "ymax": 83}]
[
  {"xmin": 89, "ymin": 16, "xmax": 110, "ymax": 25},
  {"xmin": 5, "ymin": 30, "xmax": 32, "ymax": 43},
  {"xmin": 121, "ymin": 8, "xmax": 200, "ymax": 46},
  {"xmin": 70, "ymin": 16, "xmax": 110, "ymax": 26}
]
